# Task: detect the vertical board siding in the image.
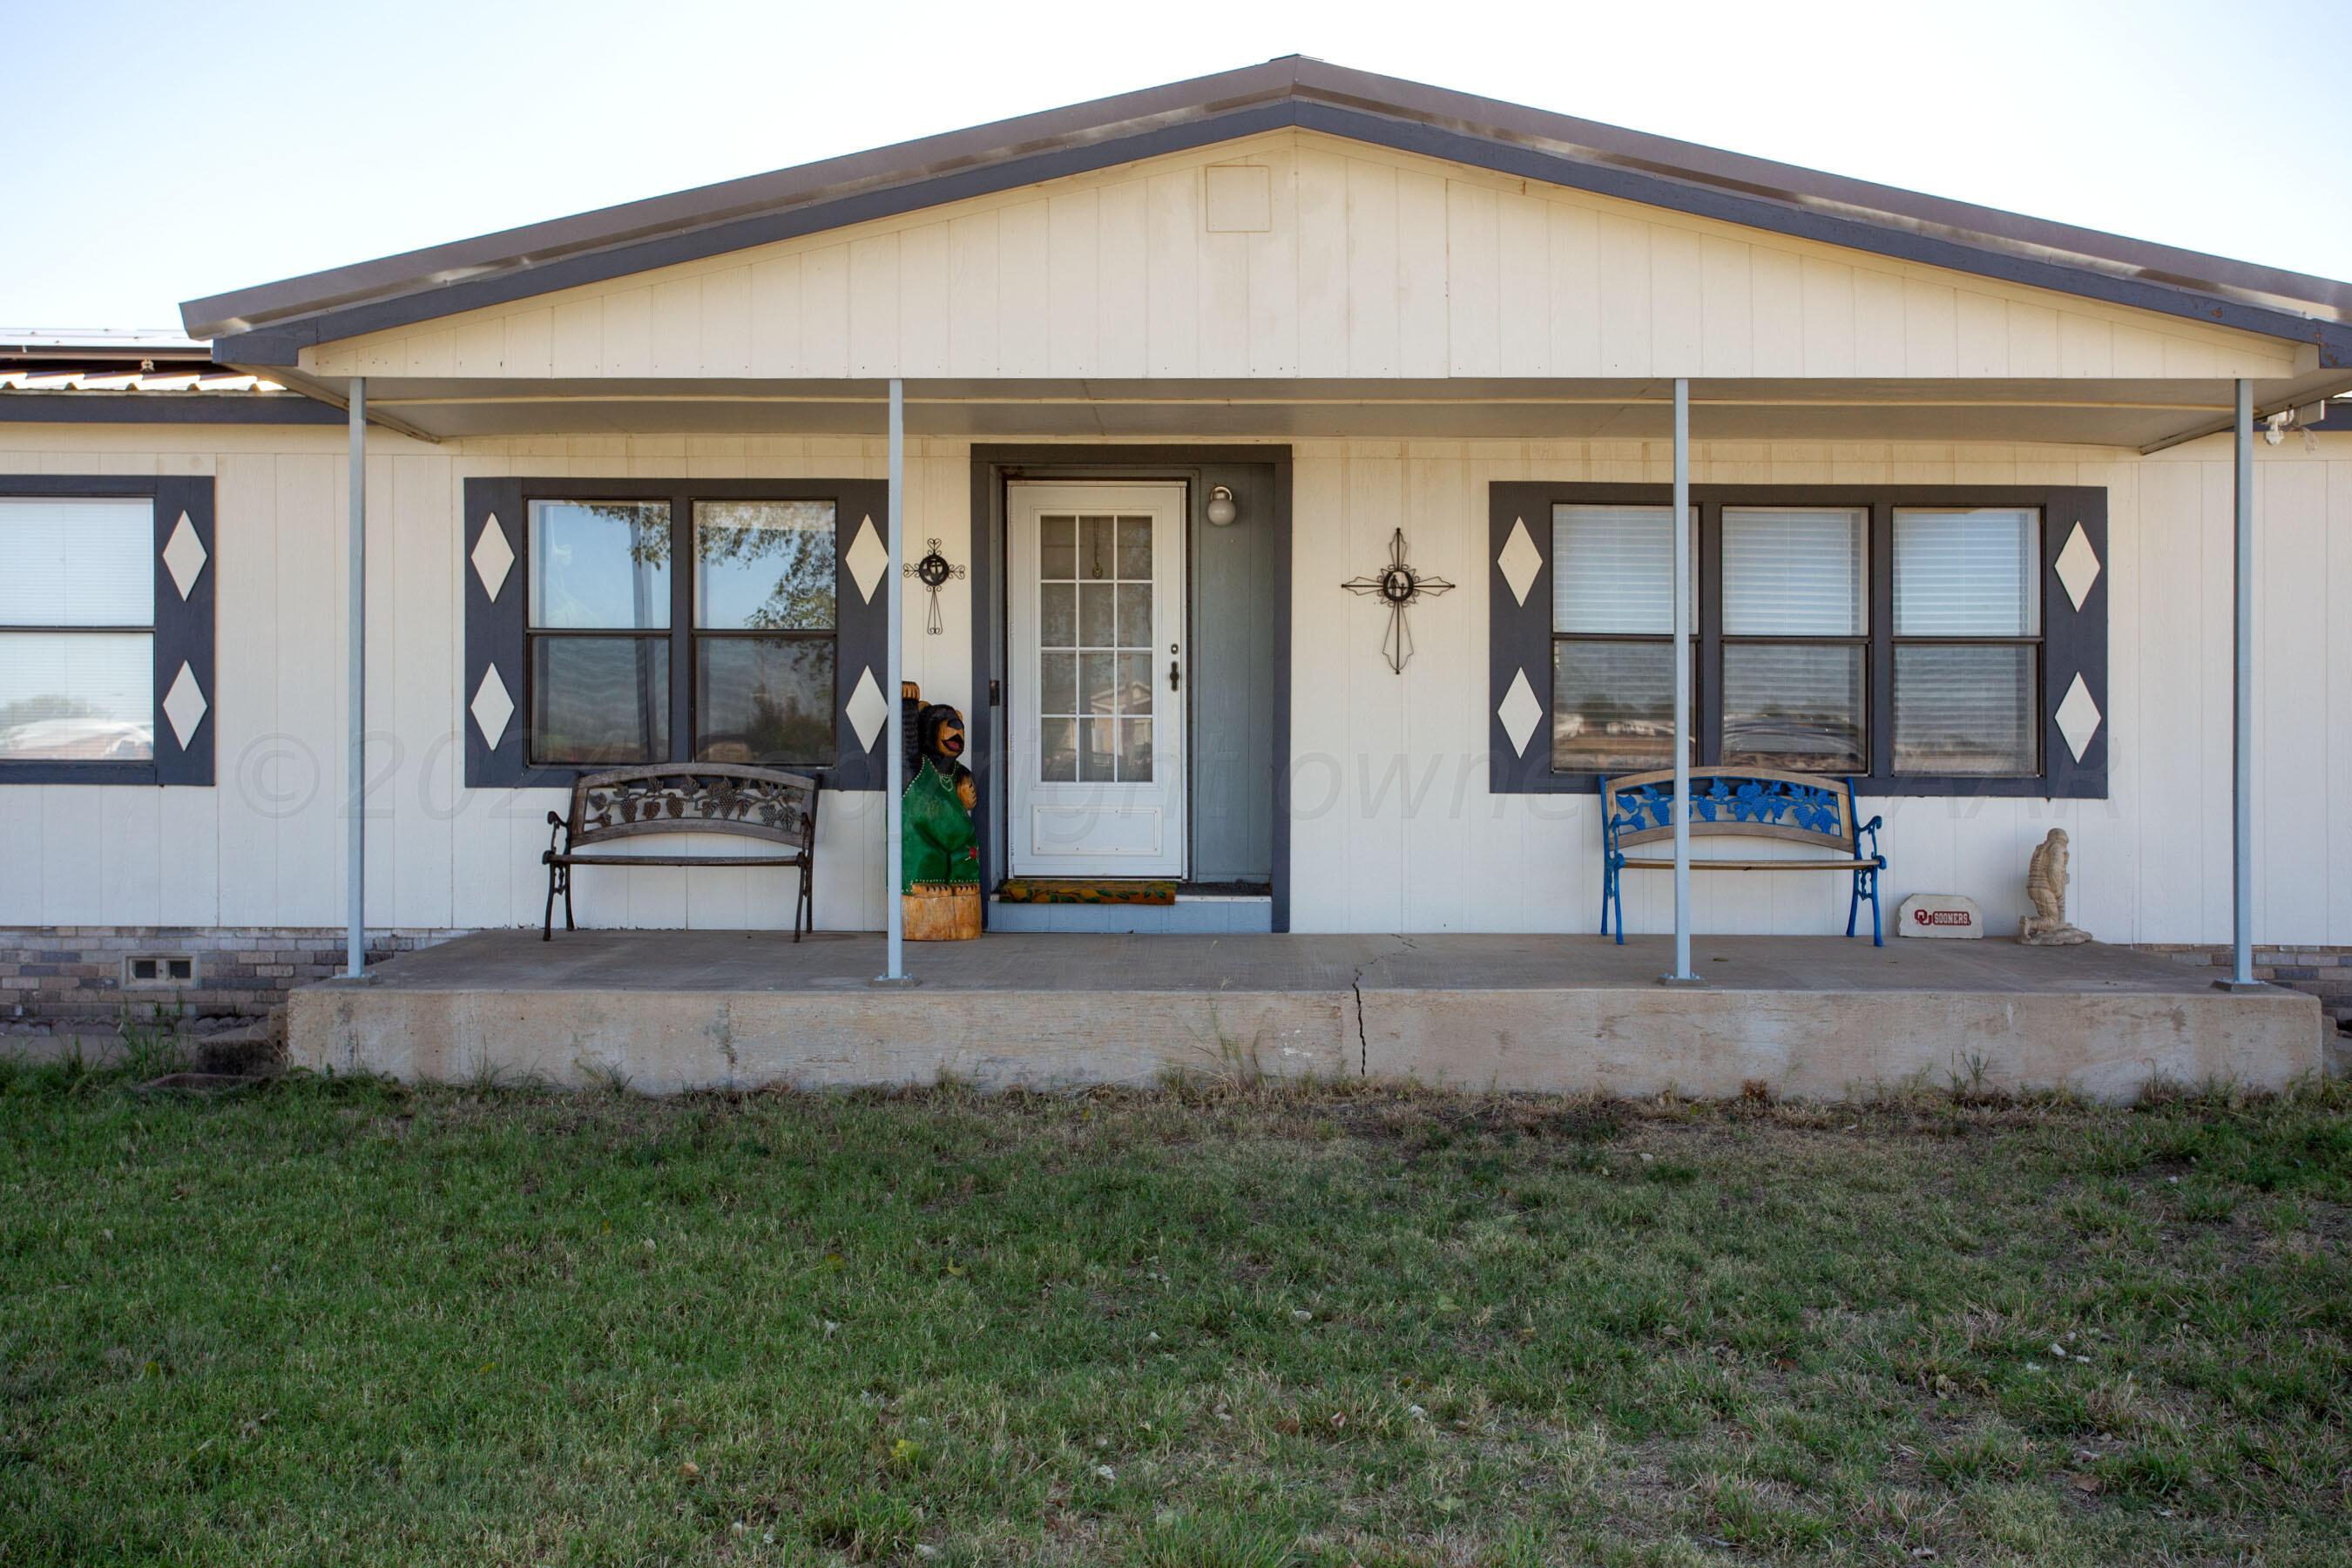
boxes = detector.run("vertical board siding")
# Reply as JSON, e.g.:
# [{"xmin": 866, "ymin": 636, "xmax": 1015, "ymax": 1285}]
[{"xmin": 2, "ymin": 429, "xmax": 2343, "ymax": 947}]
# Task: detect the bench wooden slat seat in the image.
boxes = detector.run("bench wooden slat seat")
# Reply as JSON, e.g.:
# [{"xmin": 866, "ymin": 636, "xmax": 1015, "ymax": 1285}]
[
  {"xmin": 1599, "ymin": 767, "xmax": 1887, "ymax": 946},
  {"xmin": 542, "ymin": 764, "xmax": 820, "ymax": 942}
]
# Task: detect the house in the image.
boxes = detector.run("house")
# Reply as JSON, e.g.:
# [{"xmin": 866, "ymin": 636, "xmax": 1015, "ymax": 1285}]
[{"xmin": 3, "ymin": 59, "xmax": 2345, "ymax": 1090}]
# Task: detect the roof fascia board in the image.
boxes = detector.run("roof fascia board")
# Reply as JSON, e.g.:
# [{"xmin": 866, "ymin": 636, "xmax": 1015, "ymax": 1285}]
[
  {"xmin": 205, "ymin": 84, "xmax": 2352, "ymax": 370},
  {"xmin": 0, "ymin": 395, "xmax": 344, "ymax": 426}
]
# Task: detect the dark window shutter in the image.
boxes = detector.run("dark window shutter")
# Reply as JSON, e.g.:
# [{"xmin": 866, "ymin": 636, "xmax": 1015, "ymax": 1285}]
[
  {"xmin": 2040, "ymin": 488, "xmax": 2107, "ymax": 798},
  {"xmin": 463, "ymin": 477, "xmax": 527, "ymax": 787},
  {"xmin": 827, "ymin": 480, "xmax": 890, "ymax": 791},
  {"xmin": 1488, "ymin": 482, "xmax": 1562, "ymax": 794},
  {"xmin": 152, "ymin": 476, "xmax": 216, "ymax": 787}
]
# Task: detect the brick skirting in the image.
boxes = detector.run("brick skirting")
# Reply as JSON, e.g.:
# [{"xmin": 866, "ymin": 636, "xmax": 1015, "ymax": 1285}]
[
  {"xmin": 2133, "ymin": 945, "xmax": 2352, "ymax": 1027},
  {"xmin": 0, "ymin": 928, "xmax": 463, "ymax": 1023}
]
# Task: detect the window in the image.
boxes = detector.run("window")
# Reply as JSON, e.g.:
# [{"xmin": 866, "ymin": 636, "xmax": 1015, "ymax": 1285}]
[
  {"xmin": 1550, "ymin": 504, "xmax": 1695, "ymax": 773},
  {"xmin": 524, "ymin": 497, "xmax": 839, "ymax": 768},
  {"xmin": 1035, "ymin": 512, "xmax": 1154, "ymax": 784},
  {"xmin": 1489, "ymin": 484, "xmax": 2102, "ymax": 797},
  {"xmin": 0, "ymin": 497, "xmax": 155, "ymax": 763},
  {"xmin": 1891, "ymin": 507, "xmax": 2040, "ymax": 776},
  {"xmin": 1720, "ymin": 507, "xmax": 1868, "ymax": 772}
]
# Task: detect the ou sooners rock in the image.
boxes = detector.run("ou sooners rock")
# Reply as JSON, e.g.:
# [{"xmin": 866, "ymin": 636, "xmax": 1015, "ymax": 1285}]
[{"xmin": 1898, "ymin": 894, "xmax": 1984, "ymax": 938}]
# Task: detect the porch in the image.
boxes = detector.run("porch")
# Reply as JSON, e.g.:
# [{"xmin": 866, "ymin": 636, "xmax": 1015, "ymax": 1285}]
[{"xmin": 288, "ymin": 930, "xmax": 2322, "ymax": 1102}]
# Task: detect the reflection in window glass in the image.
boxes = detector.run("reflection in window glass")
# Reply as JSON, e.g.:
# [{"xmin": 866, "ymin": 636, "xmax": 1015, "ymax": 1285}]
[
  {"xmin": 695, "ymin": 637, "xmax": 835, "ymax": 766},
  {"xmin": 1722, "ymin": 644, "xmax": 1866, "ymax": 771},
  {"xmin": 528, "ymin": 501, "xmax": 671, "ymax": 629},
  {"xmin": 0, "ymin": 632, "xmax": 153, "ymax": 760},
  {"xmin": 1551, "ymin": 640, "xmax": 1692, "ymax": 774},
  {"xmin": 1895, "ymin": 645, "xmax": 2038, "ymax": 775},
  {"xmin": 530, "ymin": 636, "xmax": 669, "ymax": 764},
  {"xmin": 693, "ymin": 500, "xmax": 835, "ymax": 630}
]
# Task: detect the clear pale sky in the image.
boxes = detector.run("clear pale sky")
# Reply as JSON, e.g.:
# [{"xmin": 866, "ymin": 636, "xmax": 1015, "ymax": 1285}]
[{"xmin": 4, "ymin": 0, "xmax": 2347, "ymax": 332}]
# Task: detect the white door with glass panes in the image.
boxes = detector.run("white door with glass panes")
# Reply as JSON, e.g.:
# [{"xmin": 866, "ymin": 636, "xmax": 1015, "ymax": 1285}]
[{"xmin": 1007, "ymin": 483, "xmax": 1186, "ymax": 877}]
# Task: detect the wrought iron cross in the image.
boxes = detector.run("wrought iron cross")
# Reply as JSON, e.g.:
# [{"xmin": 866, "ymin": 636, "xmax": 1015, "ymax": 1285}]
[
  {"xmin": 903, "ymin": 537, "xmax": 966, "ymax": 635},
  {"xmin": 1342, "ymin": 528, "xmax": 1454, "ymax": 673}
]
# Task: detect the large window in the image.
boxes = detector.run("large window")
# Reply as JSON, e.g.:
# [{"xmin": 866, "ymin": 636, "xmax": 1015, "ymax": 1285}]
[
  {"xmin": 524, "ymin": 496, "xmax": 838, "ymax": 769},
  {"xmin": 0, "ymin": 496, "xmax": 156, "ymax": 763},
  {"xmin": 1490, "ymin": 484, "xmax": 2102, "ymax": 797}
]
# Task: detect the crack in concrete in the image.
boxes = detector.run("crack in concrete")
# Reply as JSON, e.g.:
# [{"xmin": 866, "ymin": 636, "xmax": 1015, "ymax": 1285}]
[{"xmin": 1349, "ymin": 967, "xmax": 1369, "ymax": 1076}]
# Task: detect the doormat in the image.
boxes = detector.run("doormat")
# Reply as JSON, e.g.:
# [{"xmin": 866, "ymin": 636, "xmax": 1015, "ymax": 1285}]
[{"xmin": 997, "ymin": 879, "xmax": 1178, "ymax": 906}]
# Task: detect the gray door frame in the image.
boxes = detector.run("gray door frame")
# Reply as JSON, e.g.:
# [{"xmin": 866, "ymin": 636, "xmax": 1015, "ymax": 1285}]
[{"xmin": 969, "ymin": 445, "xmax": 1292, "ymax": 931}]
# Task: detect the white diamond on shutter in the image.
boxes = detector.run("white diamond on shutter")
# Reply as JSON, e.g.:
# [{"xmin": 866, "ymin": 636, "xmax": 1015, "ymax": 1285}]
[
  {"xmin": 845, "ymin": 666, "xmax": 888, "ymax": 752},
  {"xmin": 470, "ymin": 666, "xmax": 515, "ymax": 750},
  {"xmin": 162, "ymin": 663, "xmax": 208, "ymax": 749},
  {"xmin": 1497, "ymin": 668, "xmax": 1544, "ymax": 758},
  {"xmin": 844, "ymin": 515, "xmax": 888, "ymax": 605},
  {"xmin": 471, "ymin": 513, "xmax": 515, "ymax": 601},
  {"xmin": 1496, "ymin": 517, "xmax": 1542, "ymax": 608},
  {"xmin": 2053, "ymin": 673, "xmax": 2101, "ymax": 763},
  {"xmin": 2053, "ymin": 522, "xmax": 2100, "ymax": 612},
  {"xmin": 161, "ymin": 512, "xmax": 207, "ymax": 599}
]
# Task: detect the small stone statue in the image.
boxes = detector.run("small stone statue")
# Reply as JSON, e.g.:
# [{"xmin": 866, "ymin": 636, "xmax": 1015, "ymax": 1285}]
[{"xmin": 2017, "ymin": 828, "xmax": 2092, "ymax": 945}]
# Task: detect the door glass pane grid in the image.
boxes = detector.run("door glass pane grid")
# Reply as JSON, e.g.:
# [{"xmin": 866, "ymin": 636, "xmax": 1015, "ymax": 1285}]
[{"xmin": 1036, "ymin": 512, "xmax": 1153, "ymax": 782}]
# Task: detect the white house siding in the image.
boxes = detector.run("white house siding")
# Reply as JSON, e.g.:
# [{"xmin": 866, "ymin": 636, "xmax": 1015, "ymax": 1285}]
[
  {"xmin": 297, "ymin": 131, "xmax": 2307, "ymax": 387},
  {"xmin": 2, "ymin": 425, "xmax": 2347, "ymax": 950}
]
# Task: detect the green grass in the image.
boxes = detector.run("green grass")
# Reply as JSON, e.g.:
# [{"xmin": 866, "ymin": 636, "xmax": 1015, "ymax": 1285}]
[{"xmin": 2, "ymin": 1060, "xmax": 2347, "ymax": 1566}]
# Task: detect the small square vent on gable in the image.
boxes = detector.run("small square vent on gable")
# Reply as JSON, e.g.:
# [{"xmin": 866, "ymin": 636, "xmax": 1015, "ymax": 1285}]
[{"xmin": 1204, "ymin": 164, "xmax": 1271, "ymax": 233}]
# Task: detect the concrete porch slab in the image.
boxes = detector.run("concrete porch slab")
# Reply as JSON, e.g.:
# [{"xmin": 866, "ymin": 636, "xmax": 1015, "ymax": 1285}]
[{"xmin": 287, "ymin": 931, "xmax": 2322, "ymax": 1101}]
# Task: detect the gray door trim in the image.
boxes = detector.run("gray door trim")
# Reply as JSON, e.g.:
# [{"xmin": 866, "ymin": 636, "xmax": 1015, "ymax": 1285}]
[{"xmin": 970, "ymin": 445, "xmax": 1293, "ymax": 931}]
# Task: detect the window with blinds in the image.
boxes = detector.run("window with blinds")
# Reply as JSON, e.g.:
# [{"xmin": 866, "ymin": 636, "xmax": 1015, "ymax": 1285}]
[
  {"xmin": 1550, "ymin": 504, "xmax": 1695, "ymax": 773},
  {"xmin": 1720, "ymin": 507, "xmax": 1867, "ymax": 771},
  {"xmin": 1891, "ymin": 508, "xmax": 2040, "ymax": 775}
]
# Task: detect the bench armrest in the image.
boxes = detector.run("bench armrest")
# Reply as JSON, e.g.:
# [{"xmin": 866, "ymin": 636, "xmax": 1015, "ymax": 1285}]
[
  {"xmin": 544, "ymin": 809, "xmax": 571, "ymax": 863},
  {"xmin": 1854, "ymin": 814, "xmax": 1884, "ymax": 864}
]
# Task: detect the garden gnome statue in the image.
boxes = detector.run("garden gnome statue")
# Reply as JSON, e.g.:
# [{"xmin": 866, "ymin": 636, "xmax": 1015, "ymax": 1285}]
[
  {"xmin": 899, "ymin": 686, "xmax": 981, "ymax": 940},
  {"xmin": 2017, "ymin": 828, "xmax": 2092, "ymax": 946}
]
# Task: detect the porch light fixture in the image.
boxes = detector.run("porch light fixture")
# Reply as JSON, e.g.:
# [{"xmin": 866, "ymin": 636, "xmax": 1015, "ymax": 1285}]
[{"xmin": 1206, "ymin": 484, "xmax": 1239, "ymax": 526}]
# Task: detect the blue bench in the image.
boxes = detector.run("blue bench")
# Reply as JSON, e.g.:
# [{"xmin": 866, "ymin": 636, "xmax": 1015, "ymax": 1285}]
[{"xmin": 1599, "ymin": 767, "xmax": 1887, "ymax": 945}]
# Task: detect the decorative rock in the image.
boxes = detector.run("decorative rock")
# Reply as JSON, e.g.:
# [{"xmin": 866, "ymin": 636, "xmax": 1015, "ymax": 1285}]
[
  {"xmin": 1897, "ymin": 894, "xmax": 1984, "ymax": 938},
  {"xmin": 2019, "ymin": 828, "xmax": 2093, "ymax": 946}
]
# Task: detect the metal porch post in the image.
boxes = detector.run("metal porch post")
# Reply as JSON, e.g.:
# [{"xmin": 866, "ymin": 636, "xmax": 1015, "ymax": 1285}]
[
  {"xmin": 345, "ymin": 378, "xmax": 367, "ymax": 979},
  {"xmin": 2219, "ymin": 378, "xmax": 2258, "ymax": 990},
  {"xmin": 882, "ymin": 377, "xmax": 909, "ymax": 983},
  {"xmin": 1664, "ymin": 376, "xmax": 1698, "ymax": 984}
]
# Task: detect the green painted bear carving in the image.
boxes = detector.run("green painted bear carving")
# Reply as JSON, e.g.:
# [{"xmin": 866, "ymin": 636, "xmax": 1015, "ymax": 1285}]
[{"xmin": 902, "ymin": 701, "xmax": 979, "ymax": 894}]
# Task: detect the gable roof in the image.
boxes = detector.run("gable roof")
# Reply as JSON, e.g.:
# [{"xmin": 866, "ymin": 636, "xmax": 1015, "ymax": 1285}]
[{"xmin": 184, "ymin": 56, "xmax": 2352, "ymax": 368}]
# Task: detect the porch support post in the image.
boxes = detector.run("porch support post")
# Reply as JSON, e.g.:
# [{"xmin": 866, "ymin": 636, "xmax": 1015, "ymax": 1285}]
[
  {"xmin": 345, "ymin": 378, "xmax": 367, "ymax": 980},
  {"xmin": 1664, "ymin": 375, "xmax": 1698, "ymax": 984},
  {"xmin": 2218, "ymin": 377, "xmax": 2258, "ymax": 990},
  {"xmin": 882, "ymin": 376, "xmax": 908, "ymax": 983}
]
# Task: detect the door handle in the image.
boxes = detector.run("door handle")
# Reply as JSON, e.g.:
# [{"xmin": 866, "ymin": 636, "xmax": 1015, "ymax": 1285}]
[{"xmin": 1168, "ymin": 659, "xmax": 1180, "ymax": 693}]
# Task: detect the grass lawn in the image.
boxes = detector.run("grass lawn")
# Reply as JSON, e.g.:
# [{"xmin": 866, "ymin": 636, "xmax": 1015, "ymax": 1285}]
[{"xmin": 2, "ymin": 1060, "xmax": 2347, "ymax": 1566}]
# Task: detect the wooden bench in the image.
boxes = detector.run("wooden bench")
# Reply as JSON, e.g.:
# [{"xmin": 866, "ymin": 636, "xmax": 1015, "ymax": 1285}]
[
  {"xmin": 543, "ymin": 765, "xmax": 819, "ymax": 942},
  {"xmin": 1599, "ymin": 767, "xmax": 1887, "ymax": 945}
]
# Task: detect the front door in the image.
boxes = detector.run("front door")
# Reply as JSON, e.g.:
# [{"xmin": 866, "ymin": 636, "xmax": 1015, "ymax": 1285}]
[{"xmin": 1007, "ymin": 482, "xmax": 1186, "ymax": 878}]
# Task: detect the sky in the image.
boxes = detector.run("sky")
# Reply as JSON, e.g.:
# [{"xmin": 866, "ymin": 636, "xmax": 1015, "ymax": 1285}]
[{"xmin": 4, "ymin": 0, "xmax": 2348, "ymax": 332}]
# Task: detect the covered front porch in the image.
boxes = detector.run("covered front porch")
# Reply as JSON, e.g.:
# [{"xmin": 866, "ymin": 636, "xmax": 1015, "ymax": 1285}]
[{"xmin": 290, "ymin": 929, "xmax": 2322, "ymax": 1102}]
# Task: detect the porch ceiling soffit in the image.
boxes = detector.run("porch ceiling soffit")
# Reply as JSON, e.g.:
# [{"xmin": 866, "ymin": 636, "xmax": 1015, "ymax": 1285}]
[
  {"xmin": 183, "ymin": 59, "xmax": 2352, "ymax": 370},
  {"xmin": 310, "ymin": 372, "xmax": 2352, "ymax": 451}
]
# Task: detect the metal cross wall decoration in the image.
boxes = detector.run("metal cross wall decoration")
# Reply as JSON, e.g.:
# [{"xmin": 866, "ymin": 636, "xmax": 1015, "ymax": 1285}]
[
  {"xmin": 1342, "ymin": 528, "xmax": 1454, "ymax": 673},
  {"xmin": 903, "ymin": 537, "xmax": 966, "ymax": 635}
]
